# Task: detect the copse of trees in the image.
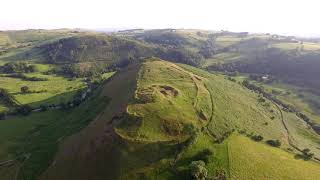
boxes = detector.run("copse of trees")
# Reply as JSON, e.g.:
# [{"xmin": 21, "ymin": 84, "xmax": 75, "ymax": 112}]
[
  {"xmin": 39, "ymin": 104, "xmax": 48, "ymax": 112},
  {"xmin": 3, "ymin": 73, "xmax": 48, "ymax": 81},
  {"xmin": 54, "ymin": 62, "xmax": 111, "ymax": 78},
  {"xmin": 199, "ymin": 34, "xmax": 216, "ymax": 58},
  {"xmin": 0, "ymin": 88, "xmax": 18, "ymax": 106},
  {"xmin": 157, "ymin": 47, "xmax": 204, "ymax": 67},
  {"xmin": 0, "ymin": 62, "xmax": 36, "ymax": 73},
  {"xmin": 17, "ymin": 105, "xmax": 32, "ymax": 116}
]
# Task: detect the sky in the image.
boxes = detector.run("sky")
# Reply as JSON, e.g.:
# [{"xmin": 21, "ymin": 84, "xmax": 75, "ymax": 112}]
[{"xmin": 1, "ymin": 0, "xmax": 319, "ymax": 36}]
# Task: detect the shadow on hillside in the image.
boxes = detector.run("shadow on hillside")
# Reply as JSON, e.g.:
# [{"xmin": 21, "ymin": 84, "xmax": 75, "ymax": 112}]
[
  {"xmin": 25, "ymin": 89, "xmax": 83, "ymax": 108},
  {"xmin": 0, "ymin": 45, "xmax": 45, "ymax": 64}
]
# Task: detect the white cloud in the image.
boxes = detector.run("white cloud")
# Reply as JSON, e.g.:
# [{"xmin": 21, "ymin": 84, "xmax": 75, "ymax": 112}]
[{"xmin": 0, "ymin": 0, "xmax": 319, "ymax": 36}]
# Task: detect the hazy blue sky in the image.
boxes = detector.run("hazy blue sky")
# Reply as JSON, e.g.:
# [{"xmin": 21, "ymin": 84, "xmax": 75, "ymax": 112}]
[{"xmin": 1, "ymin": 0, "xmax": 319, "ymax": 36}]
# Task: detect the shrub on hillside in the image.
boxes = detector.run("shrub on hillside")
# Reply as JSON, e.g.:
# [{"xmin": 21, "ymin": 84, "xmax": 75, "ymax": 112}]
[
  {"xmin": 17, "ymin": 105, "xmax": 32, "ymax": 115},
  {"xmin": 251, "ymin": 135, "xmax": 264, "ymax": 142},
  {"xmin": 21, "ymin": 86, "xmax": 30, "ymax": 94},
  {"xmin": 227, "ymin": 77, "xmax": 236, "ymax": 82},
  {"xmin": 39, "ymin": 104, "xmax": 48, "ymax": 112},
  {"xmin": 295, "ymin": 148, "xmax": 315, "ymax": 161},
  {"xmin": 189, "ymin": 160, "xmax": 208, "ymax": 180},
  {"xmin": 266, "ymin": 139, "xmax": 281, "ymax": 147},
  {"xmin": 211, "ymin": 169, "xmax": 227, "ymax": 180}
]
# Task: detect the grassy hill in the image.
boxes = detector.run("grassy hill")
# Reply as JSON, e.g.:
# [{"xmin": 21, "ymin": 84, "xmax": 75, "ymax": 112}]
[
  {"xmin": 0, "ymin": 29, "xmax": 82, "ymax": 64},
  {"xmin": 204, "ymin": 33, "xmax": 320, "ymax": 93},
  {"xmin": 0, "ymin": 29, "xmax": 320, "ymax": 180},
  {"xmin": 36, "ymin": 58, "xmax": 320, "ymax": 180},
  {"xmin": 39, "ymin": 34, "xmax": 155, "ymax": 64}
]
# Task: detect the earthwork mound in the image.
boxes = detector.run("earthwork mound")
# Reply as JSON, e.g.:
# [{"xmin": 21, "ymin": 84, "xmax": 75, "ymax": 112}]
[{"xmin": 152, "ymin": 85, "xmax": 179, "ymax": 97}]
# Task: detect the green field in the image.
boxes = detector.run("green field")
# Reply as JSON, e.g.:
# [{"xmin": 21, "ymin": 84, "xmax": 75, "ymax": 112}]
[
  {"xmin": 228, "ymin": 135, "xmax": 320, "ymax": 180},
  {"xmin": 0, "ymin": 80, "xmax": 110, "ymax": 180},
  {"xmin": 0, "ymin": 72, "xmax": 85, "ymax": 108}
]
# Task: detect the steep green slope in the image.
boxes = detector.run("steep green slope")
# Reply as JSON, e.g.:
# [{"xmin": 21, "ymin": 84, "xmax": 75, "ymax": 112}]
[
  {"xmin": 39, "ymin": 34, "xmax": 155, "ymax": 64},
  {"xmin": 38, "ymin": 30, "xmax": 206, "ymax": 67},
  {"xmin": 39, "ymin": 58, "xmax": 320, "ymax": 180}
]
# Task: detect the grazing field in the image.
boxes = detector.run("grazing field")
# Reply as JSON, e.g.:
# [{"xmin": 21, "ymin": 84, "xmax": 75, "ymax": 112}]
[
  {"xmin": 204, "ymin": 52, "xmax": 243, "ymax": 67},
  {"xmin": 215, "ymin": 35, "xmax": 244, "ymax": 47},
  {"xmin": 0, "ymin": 73, "xmax": 85, "ymax": 108},
  {"xmin": 228, "ymin": 135, "xmax": 320, "ymax": 180},
  {"xmin": 271, "ymin": 42, "xmax": 320, "ymax": 51}
]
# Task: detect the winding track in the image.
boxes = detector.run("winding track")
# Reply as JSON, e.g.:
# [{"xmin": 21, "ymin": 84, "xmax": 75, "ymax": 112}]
[{"xmin": 268, "ymin": 96, "xmax": 320, "ymax": 161}]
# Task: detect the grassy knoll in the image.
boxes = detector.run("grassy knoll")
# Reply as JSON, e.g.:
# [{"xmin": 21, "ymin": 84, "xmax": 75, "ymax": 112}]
[
  {"xmin": 116, "ymin": 59, "xmax": 211, "ymax": 142},
  {"xmin": 118, "ymin": 59, "xmax": 287, "ymax": 143}
]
